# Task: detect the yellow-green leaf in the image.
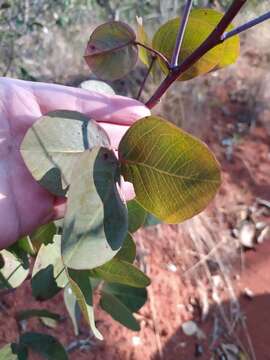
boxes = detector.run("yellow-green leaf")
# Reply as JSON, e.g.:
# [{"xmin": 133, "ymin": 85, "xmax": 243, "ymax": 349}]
[
  {"xmin": 84, "ymin": 21, "xmax": 138, "ymax": 81},
  {"xmin": 119, "ymin": 116, "xmax": 221, "ymax": 223},
  {"xmin": 136, "ymin": 16, "xmax": 152, "ymax": 67},
  {"xmin": 152, "ymin": 8, "xmax": 239, "ymax": 81}
]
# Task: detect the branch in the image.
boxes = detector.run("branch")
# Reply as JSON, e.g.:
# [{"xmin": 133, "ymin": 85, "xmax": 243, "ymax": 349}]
[
  {"xmin": 136, "ymin": 56, "xmax": 156, "ymax": 100},
  {"xmin": 170, "ymin": 0, "xmax": 193, "ymax": 68},
  {"xmin": 135, "ymin": 41, "xmax": 170, "ymax": 69},
  {"xmin": 221, "ymin": 10, "xmax": 270, "ymax": 41},
  {"xmin": 146, "ymin": 0, "xmax": 247, "ymax": 109}
]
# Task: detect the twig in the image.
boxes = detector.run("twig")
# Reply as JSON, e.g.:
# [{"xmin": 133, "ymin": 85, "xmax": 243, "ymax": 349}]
[
  {"xmin": 222, "ymin": 10, "xmax": 270, "ymax": 41},
  {"xmin": 170, "ymin": 0, "xmax": 193, "ymax": 68},
  {"xmin": 135, "ymin": 41, "xmax": 170, "ymax": 68},
  {"xmin": 146, "ymin": 0, "xmax": 247, "ymax": 108},
  {"xmin": 136, "ymin": 56, "xmax": 156, "ymax": 100},
  {"xmin": 184, "ymin": 238, "xmax": 226, "ymax": 275}
]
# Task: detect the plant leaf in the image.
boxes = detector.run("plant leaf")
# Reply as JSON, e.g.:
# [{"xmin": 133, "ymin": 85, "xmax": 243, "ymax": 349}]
[
  {"xmin": 0, "ymin": 344, "xmax": 18, "ymax": 360},
  {"xmin": 90, "ymin": 258, "xmax": 150, "ymax": 288},
  {"xmin": 102, "ymin": 283, "xmax": 147, "ymax": 313},
  {"xmin": 7, "ymin": 242, "xmax": 30, "ymax": 269},
  {"xmin": 127, "ymin": 199, "xmax": 147, "ymax": 233},
  {"xmin": 136, "ymin": 16, "xmax": 152, "ymax": 67},
  {"xmin": 63, "ymin": 285, "xmax": 81, "ymax": 336},
  {"xmin": 40, "ymin": 317, "xmax": 58, "ymax": 329},
  {"xmin": 13, "ymin": 236, "xmax": 35, "ymax": 256},
  {"xmin": 30, "ymin": 222, "xmax": 57, "ymax": 252},
  {"xmin": 100, "ymin": 289, "xmax": 140, "ymax": 331},
  {"xmin": 152, "ymin": 8, "xmax": 239, "ymax": 81},
  {"xmin": 62, "ymin": 147, "xmax": 128, "ymax": 270},
  {"xmin": 101, "ymin": 283, "xmax": 147, "ymax": 330},
  {"xmin": 84, "ymin": 21, "xmax": 138, "ymax": 80},
  {"xmin": 0, "ymin": 250, "xmax": 29, "ymax": 289},
  {"xmin": 115, "ymin": 233, "xmax": 136, "ymax": 263},
  {"xmin": 67, "ymin": 269, "xmax": 103, "ymax": 340},
  {"xmin": 119, "ymin": 116, "xmax": 221, "ymax": 223},
  {"xmin": 20, "ymin": 110, "xmax": 110, "ymax": 196},
  {"xmin": 20, "ymin": 332, "xmax": 68, "ymax": 360},
  {"xmin": 16, "ymin": 309, "xmax": 60, "ymax": 322},
  {"xmin": 32, "ymin": 235, "xmax": 68, "ymax": 300}
]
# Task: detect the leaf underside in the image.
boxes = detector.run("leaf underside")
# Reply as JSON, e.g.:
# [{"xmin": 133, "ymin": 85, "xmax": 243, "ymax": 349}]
[{"xmin": 62, "ymin": 147, "xmax": 128, "ymax": 270}]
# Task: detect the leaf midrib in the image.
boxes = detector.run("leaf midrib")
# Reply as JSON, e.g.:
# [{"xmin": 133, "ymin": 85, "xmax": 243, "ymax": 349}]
[{"xmin": 125, "ymin": 160, "xmax": 220, "ymax": 183}]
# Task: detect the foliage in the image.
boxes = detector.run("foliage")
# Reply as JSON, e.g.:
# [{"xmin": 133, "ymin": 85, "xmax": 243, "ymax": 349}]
[{"xmin": 1, "ymin": 0, "xmax": 269, "ymax": 358}]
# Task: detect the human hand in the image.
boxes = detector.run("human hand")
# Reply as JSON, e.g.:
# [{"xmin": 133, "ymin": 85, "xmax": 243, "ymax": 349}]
[{"xmin": 0, "ymin": 77, "xmax": 150, "ymax": 248}]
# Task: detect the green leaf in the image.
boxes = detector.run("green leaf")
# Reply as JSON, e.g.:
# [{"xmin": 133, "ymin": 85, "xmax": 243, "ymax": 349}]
[
  {"xmin": 0, "ymin": 343, "xmax": 28, "ymax": 360},
  {"xmin": 0, "ymin": 250, "xmax": 29, "ymax": 289},
  {"xmin": 20, "ymin": 110, "xmax": 110, "ymax": 196},
  {"xmin": 15, "ymin": 236, "xmax": 35, "ymax": 256},
  {"xmin": 136, "ymin": 16, "xmax": 152, "ymax": 67},
  {"xmin": 84, "ymin": 21, "xmax": 138, "ymax": 81},
  {"xmin": 115, "ymin": 233, "xmax": 136, "ymax": 263},
  {"xmin": 30, "ymin": 222, "xmax": 57, "ymax": 252},
  {"xmin": 90, "ymin": 258, "xmax": 150, "ymax": 288},
  {"xmin": 103, "ymin": 283, "xmax": 147, "ymax": 312},
  {"xmin": 16, "ymin": 309, "xmax": 60, "ymax": 322},
  {"xmin": 32, "ymin": 235, "xmax": 68, "ymax": 300},
  {"xmin": 100, "ymin": 285, "xmax": 142, "ymax": 331},
  {"xmin": 7, "ymin": 242, "xmax": 29, "ymax": 269},
  {"xmin": 119, "ymin": 116, "xmax": 221, "ymax": 223},
  {"xmin": 80, "ymin": 80, "xmax": 115, "ymax": 95},
  {"xmin": 62, "ymin": 147, "xmax": 128, "ymax": 270},
  {"xmin": 0, "ymin": 344, "xmax": 18, "ymax": 360},
  {"xmin": 20, "ymin": 332, "xmax": 68, "ymax": 360},
  {"xmin": 67, "ymin": 269, "xmax": 103, "ymax": 340},
  {"xmin": 127, "ymin": 199, "xmax": 147, "ymax": 233},
  {"xmin": 101, "ymin": 292, "xmax": 140, "ymax": 330},
  {"xmin": 63, "ymin": 285, "xmax": 81, "ymax": 336},
  {"xmin": 152, "ymin": 8, "xmax": 239, "ymax": 81}
]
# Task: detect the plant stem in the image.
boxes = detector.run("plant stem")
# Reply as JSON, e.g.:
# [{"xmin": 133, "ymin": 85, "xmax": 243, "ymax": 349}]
[
  {"xmin": 135, "ymin": 41, "xmax": 170, "ymax": 69},
  {"xmin": 146, "ymin": 0, "xmax": 247, "ymax": 109},
  {"xmin": 137, "ymin": 56, "xmax": 156, "ymax": 100},
  {"xmin": 221, "ymin": 10, "xmax": 270, "ymax": 41},
  {"xmin": 170, "ymin": 0, "xmax": 193, "ymax": 68}
]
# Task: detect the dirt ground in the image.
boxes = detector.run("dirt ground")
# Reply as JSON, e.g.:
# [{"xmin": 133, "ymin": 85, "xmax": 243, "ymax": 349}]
[{"xmin": 0, "ymin": 30, "xmax": 270, "ymax": 360}]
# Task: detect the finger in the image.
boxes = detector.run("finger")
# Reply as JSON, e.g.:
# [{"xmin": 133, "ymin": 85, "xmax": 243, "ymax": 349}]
[
  {"xmin": 52, "ymin": 180, "xmax": 135, "ymax": 220},
  {"xmin": 26, "ymin": 79, "xmax": 151, "ymax": 125},
  {"xmin": 99, "ymin": 123, "xmax": 129, "ymax": 149},
  {"xmin": 121, "ymin": 181, "xmax": 135, "ymax": 201}
]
